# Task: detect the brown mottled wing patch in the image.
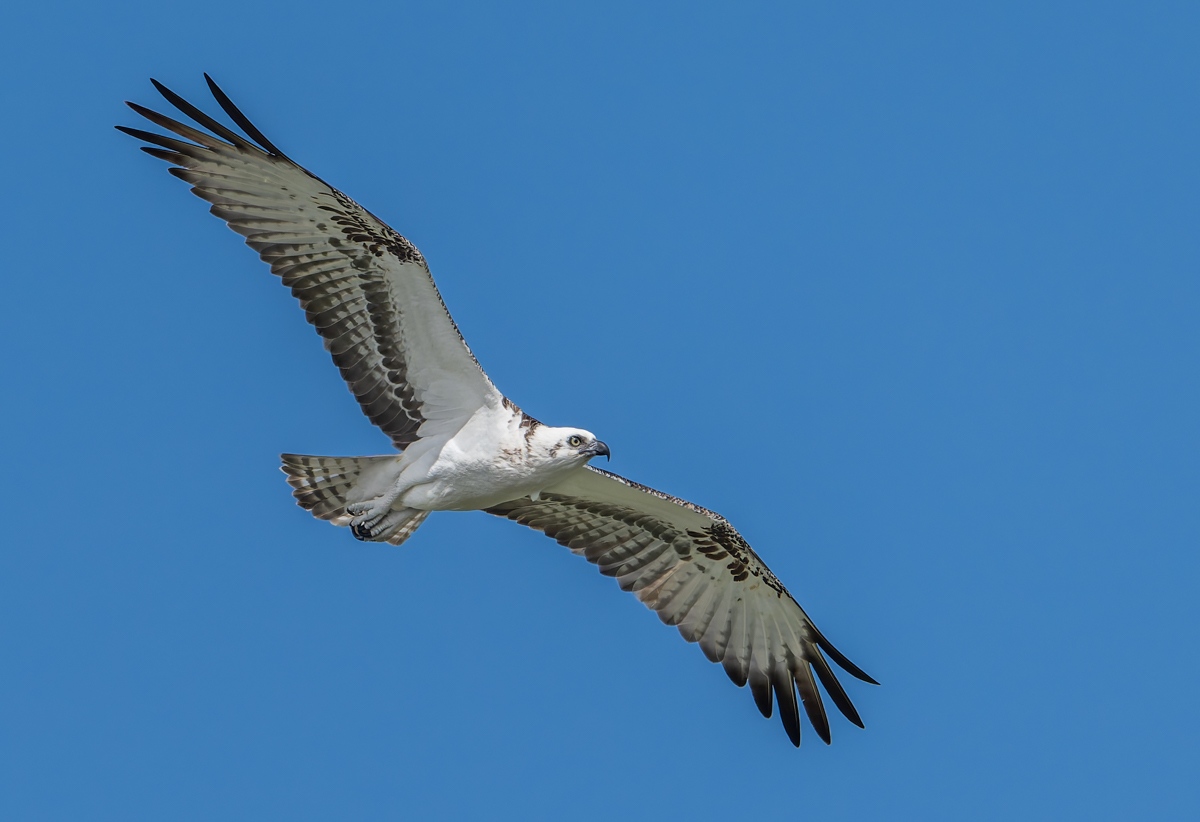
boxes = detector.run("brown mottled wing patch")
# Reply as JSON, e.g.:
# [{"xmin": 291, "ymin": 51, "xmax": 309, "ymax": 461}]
[
  {"xmin": 485, "ymin": 467, "xmax": 877, "ymax": 747},
  {"xmin": 119, "ymin": 76, "xmax": 501, "ymax": 449}
]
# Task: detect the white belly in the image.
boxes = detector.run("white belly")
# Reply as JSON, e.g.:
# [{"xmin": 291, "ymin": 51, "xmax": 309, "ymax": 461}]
[
  {"xmin": 399, "ymin": 452, "xmax": 582, "ymax": 510},
  {"xmin": 395, "ymin": 407, "xmax": 583, "ymax": 511}
]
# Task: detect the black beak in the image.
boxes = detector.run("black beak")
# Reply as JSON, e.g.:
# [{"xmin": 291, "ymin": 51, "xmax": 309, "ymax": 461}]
[{"xmin": 582, "ymin": 440, "xmax": 611, "ymax": 461}]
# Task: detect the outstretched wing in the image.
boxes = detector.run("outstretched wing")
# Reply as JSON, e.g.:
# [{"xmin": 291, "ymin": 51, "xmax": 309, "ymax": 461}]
[
  {"xmin": 119, "ymin": 76, "xmax": 502, "ymax": 448},
  {"xmin": 485, "ymin": 466, "xmax": 877, "ymax": 747}
]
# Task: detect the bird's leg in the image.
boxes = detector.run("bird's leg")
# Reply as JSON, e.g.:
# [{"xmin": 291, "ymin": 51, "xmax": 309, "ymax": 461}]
[
  {"xmin": 345, "ymin": 482, "xmax": 405, "ymax": 537},
  {"xmin": 349, "ymin": 507, "xmax": 415, "ymax": 542}
]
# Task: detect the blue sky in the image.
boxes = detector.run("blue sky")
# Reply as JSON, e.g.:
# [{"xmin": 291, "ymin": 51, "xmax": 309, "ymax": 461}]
[{"xmin": 2, "ymin": 1, "xmax": 1198, "ymax": 819}]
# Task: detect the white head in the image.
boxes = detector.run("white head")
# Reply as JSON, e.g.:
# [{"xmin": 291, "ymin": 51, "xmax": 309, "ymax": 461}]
[{"xmin": 526, "ymin": 424, "xmax": 611, "ymax": 467}]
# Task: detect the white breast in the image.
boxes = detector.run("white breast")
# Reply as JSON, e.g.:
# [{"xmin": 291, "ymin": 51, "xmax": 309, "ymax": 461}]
[{"xmin": 397, "ymin": 404, "xmax": 577, "ymax": 511}]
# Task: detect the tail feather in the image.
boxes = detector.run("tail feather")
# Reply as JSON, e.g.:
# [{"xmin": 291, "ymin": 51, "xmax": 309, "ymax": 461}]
[
  {"xmin": 280, "ymin": 454, "xmax": 375, "ymax": 525},
  {"xmin": 382, "ymin": 510, "xmax": 430, "ymax": 546},
  {"xmin": 280, "ymin": 453, "xmax": 429, "ymax": 545}
]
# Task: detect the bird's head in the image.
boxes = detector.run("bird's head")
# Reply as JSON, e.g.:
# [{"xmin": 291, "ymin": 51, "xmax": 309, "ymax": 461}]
[{"xmin": 530, "ymin": 425, "xmax": 611, "ymax": 464}]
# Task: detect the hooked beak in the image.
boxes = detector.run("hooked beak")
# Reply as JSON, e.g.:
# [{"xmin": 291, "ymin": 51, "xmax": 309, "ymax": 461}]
[{"xmin": 581, "ymin": 440, "xmax": 611, "ymax": 461}]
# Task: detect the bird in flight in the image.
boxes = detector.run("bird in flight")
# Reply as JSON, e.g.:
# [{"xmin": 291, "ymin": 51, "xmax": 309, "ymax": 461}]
[{"xmin": 119, "ymin": 75, "xmax": 877, "ymax": 748}]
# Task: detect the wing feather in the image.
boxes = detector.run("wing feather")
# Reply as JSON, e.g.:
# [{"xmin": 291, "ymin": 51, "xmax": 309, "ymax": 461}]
[
  {"xmin": 747, "ymin": 620, "xmax": 774, "ymax": 719},
  {"xmin": 699, "ymin": 585, "xmax": 735, "ymax": 666},
  {"xmin": 811, "ymin": 649, "xmax": 865, "ymax": 729},
  {"xmin": 795, "ymin": 659, "xmax": 831, "ymax": 745},
  {"xmin": 677, "ymin": 579, "xmax": 724, "ymax": 645},
  {"xmin": 772, "ymin": 661, "xmax": 802, "ymax": 747},
  {"xmin": 485, "ymin": 466, "xmax": 875, "ymax": 747},
  {"xmin": 120, "ymin": 77, "xmax": 503, "ymax": 449}
]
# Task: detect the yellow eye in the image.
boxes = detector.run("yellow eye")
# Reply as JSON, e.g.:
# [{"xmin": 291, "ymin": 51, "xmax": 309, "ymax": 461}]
[{"xmin": 567, "ymin": 435, "xmax": 583, "ymax": 447}]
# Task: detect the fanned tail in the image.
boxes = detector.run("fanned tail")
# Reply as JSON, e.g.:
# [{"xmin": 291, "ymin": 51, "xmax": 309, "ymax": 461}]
[{"xmin": 279, "ymin": 454, "xmax": 429, "ymax": 545}]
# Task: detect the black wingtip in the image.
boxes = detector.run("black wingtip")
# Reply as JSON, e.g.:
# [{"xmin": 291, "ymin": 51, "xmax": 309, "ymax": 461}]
[
  {"xmin": 810, "ymin": 625, "xmax": 879, "ymax": 685},
  {"xmin": 810, "ymin": 651, "xmax": 865, "ymax": 728},
  {"xmin": 148, "ymin": 76, "xmax": 252, "ymax": 150},
  {"xmin": 115, "ymin": 125, "xmax": 191, "ymax": 153},
  {"xmin": 125, "ymin": 100, "xmax": 155, "ymax": 117},
  {"xmin": 149, "ymin": 78, "xmax": 173, "ymax": 102},
  {"xmin": 795, "ymin": 664, "xmax": 832, "ymax": 745},
  {"xmin": 117, "ymin": 124, "xmax": 170, "ymax": 147},
  {"xmin": 139, "ymin": 146, "xmax": 187, "ymax": 164},
  {"xmin": 748, "ymin": 669, "xmax": 773, "ymax": 719},
  {"xmin": 203, "ymin": 73, "xmax": 290, "ymax": 159},
  {"xmin": 772, "ymin": 669, "xmax": 802, "ymax": 747}
]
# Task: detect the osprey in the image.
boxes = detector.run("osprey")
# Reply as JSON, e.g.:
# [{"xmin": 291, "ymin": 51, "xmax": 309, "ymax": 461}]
[{"xmin": 119, "ymin": 76, "xmax": 877, "ymax": 748}]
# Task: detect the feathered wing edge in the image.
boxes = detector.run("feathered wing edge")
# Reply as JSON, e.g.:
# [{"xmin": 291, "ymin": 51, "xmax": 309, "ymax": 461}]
[
  {"xmin": 117, "ymin": 76, "xmax": 500, "ymax": 449},
  {"xmin": 485, "ymin": 469, "xmax": 877, "ymax": 747}
]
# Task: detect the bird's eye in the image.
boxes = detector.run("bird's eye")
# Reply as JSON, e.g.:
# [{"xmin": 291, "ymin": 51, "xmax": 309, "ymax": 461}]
[{"xmin": 567, "ymin": 435, "xmax": 583, "ymax": 447}]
